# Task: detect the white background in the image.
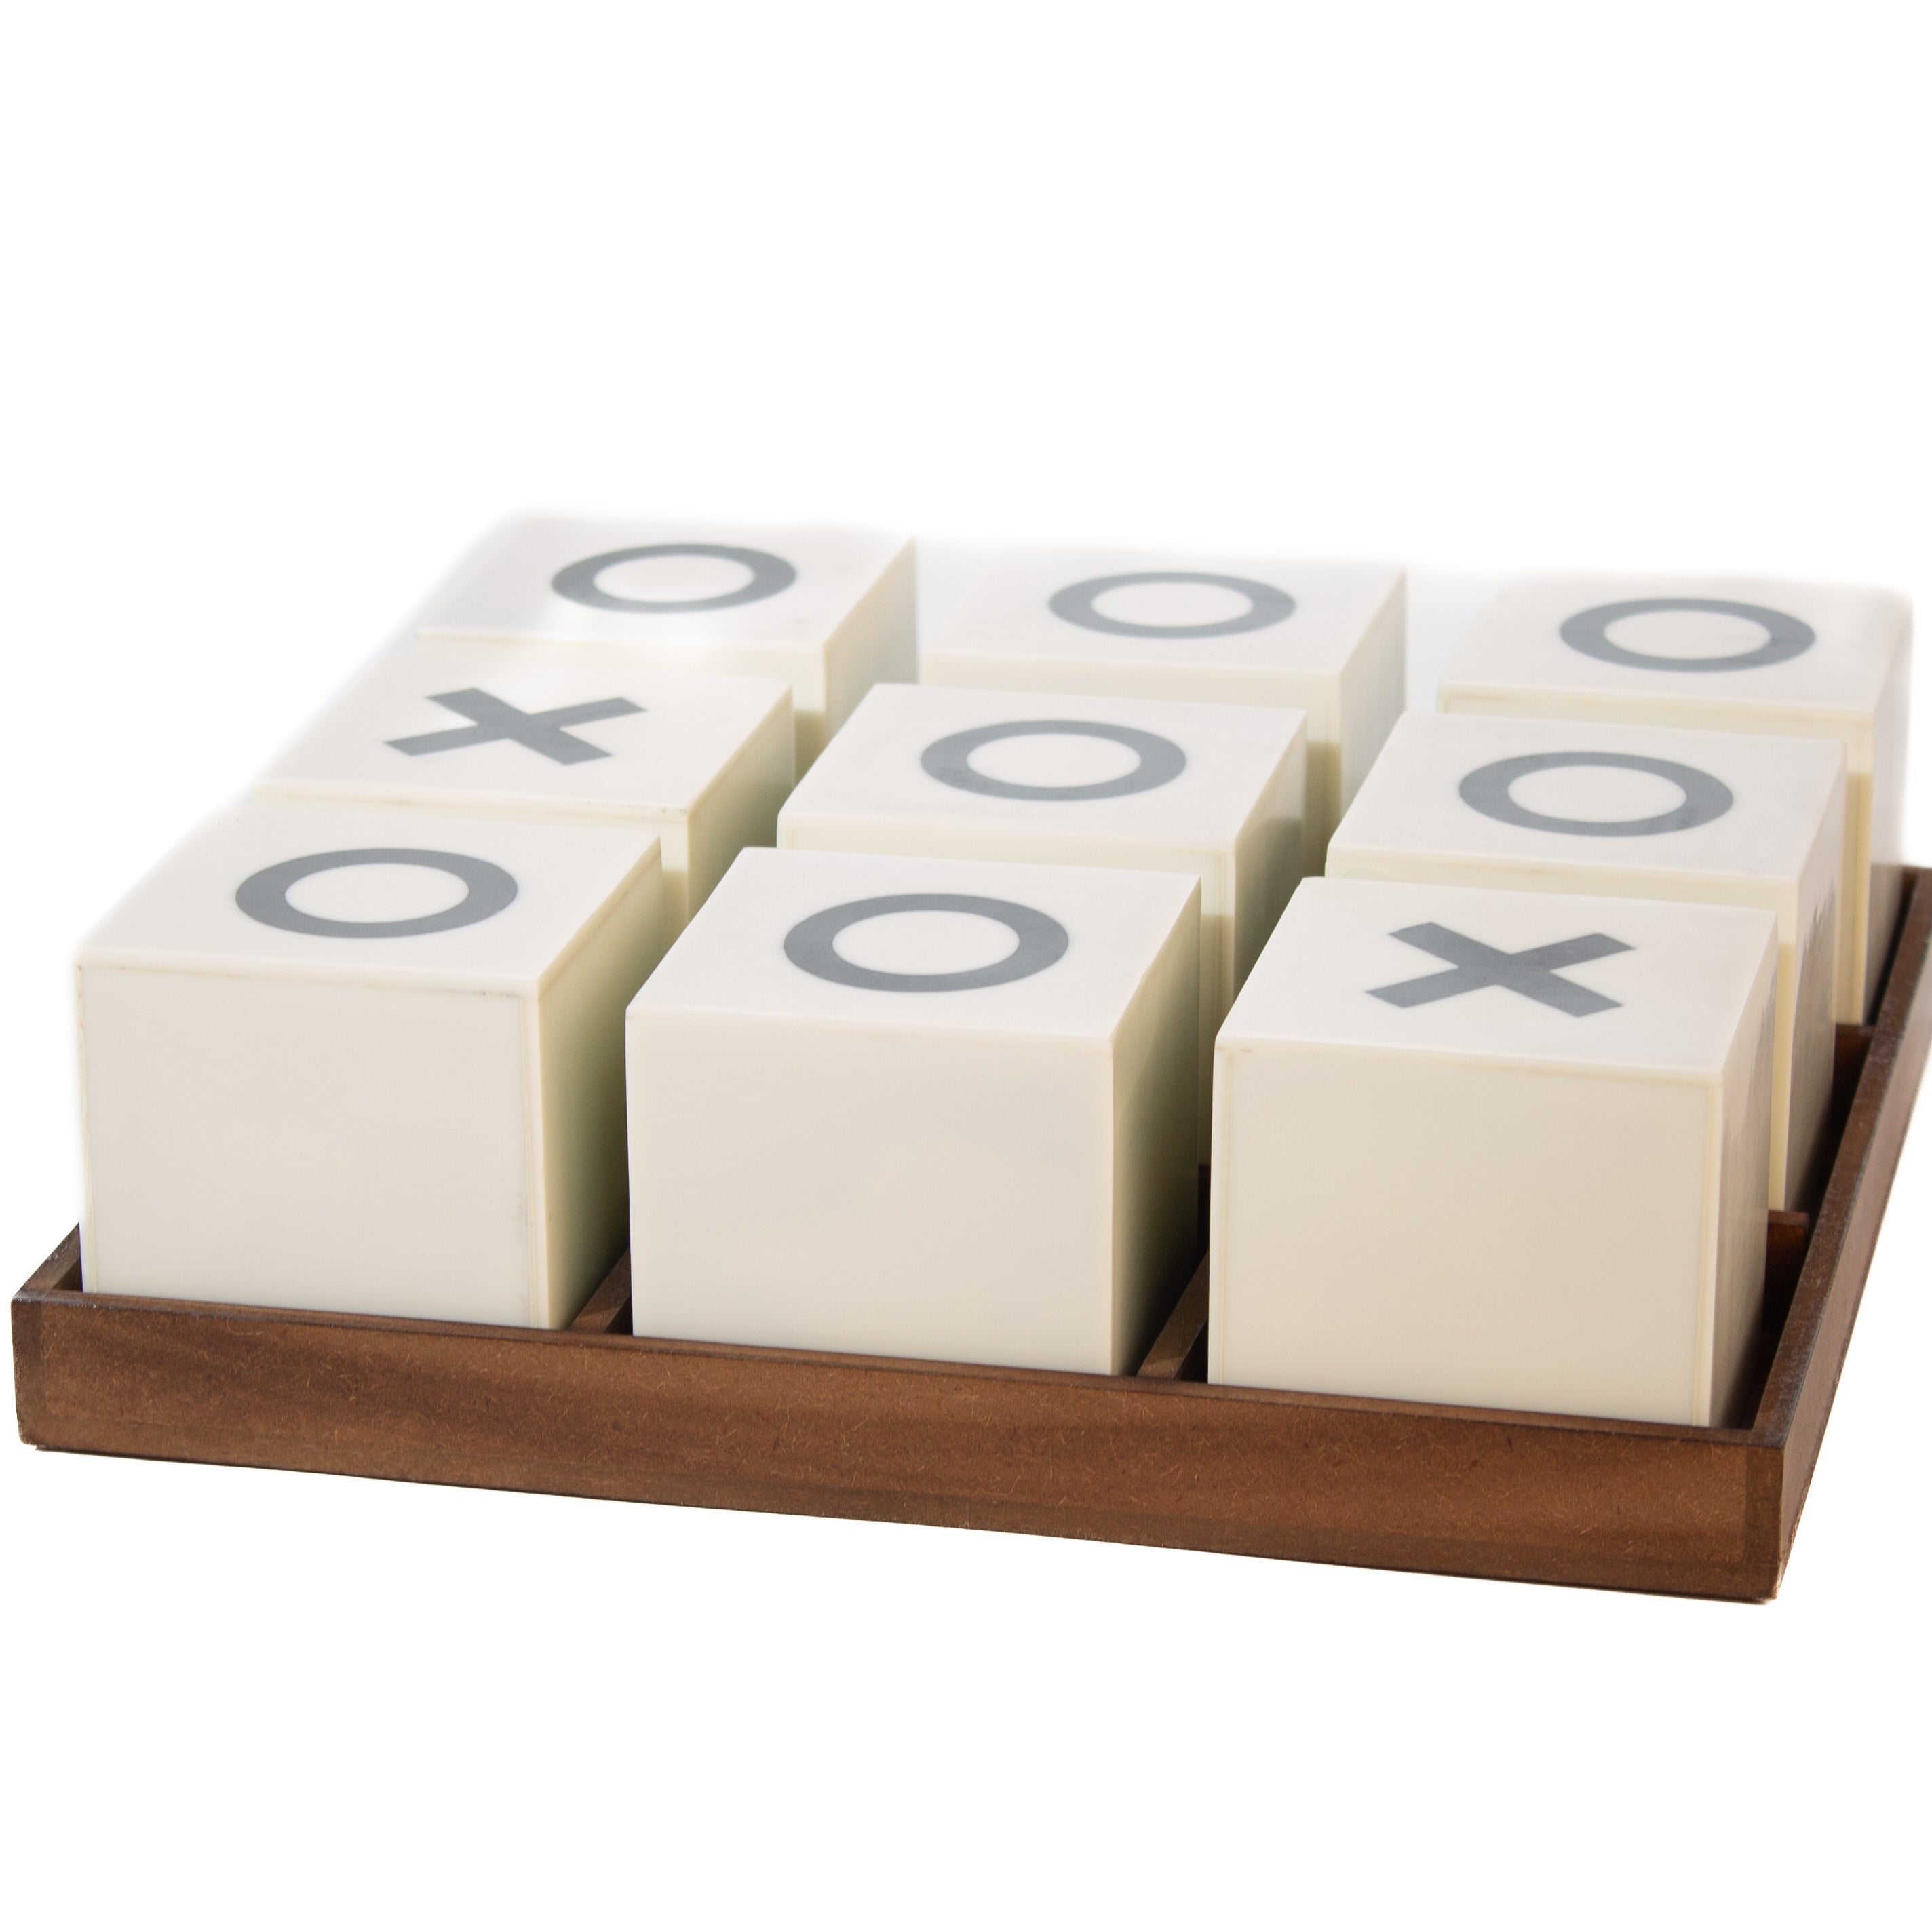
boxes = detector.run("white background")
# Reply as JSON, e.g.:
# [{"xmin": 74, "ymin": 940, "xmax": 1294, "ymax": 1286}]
[{"xmin": 3, "ymin": 3, "xmax": 1927, "ymax": 1925}]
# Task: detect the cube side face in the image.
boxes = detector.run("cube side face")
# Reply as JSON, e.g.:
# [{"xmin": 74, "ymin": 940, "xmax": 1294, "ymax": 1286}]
[
  {"xmin": 1785, "ymin": 789, "xmax": 1844, "ymax": 1207},
  {"xmin": 1841, "ymin": 769, "xmax": 1878, "ymax": 1022},
  {"xmin": 682, "ymin": 691, "xmax": 795, "ymax": 931},
  {"xmin": 1710, "ymin": 966, "xmax": 1776, "ymax": 1427},
  {"xmin": 1330, "ymin": 569, "xmax": 1407, "ymax": 853},
  {"xmin": 699, "ymin": 642, "xmax": 824, "ymax": 771},
  {"xmin": 78, "ymin": 965, "xmax": 533, "ymax": 1323},
  {"xmin": 821, "ymin": 538, "xmax": 917, "ymax": 745},
  {"xmin": 921, "ymin": 638, "xmax": 1332, "ymax": 718},
  {"xmin": 627, "ymin": 1011, "xmax": 1115, "ymax": 1372},
  {"xmin": 1863, "ymin": 630, "xmax": 1910, "ymax": 1016},
  {"xmin": 1229, "ymin": 729, "xmax": 1308, "ymax": 989},
  {"xmin": 1110, "ymin": 886, "xmax": 1201, "ymax": 1374},
  {"xmin": 1298, "ymin": 733, "xmax": 1343, "ymax": 875},
  {"xmin": 1210, "ymin": 1040, "xmax": 1713, "ymax": 1423},
  {"xmin": 1785, "ymin": 888, "xmax": 1838, "ymax": 1207},
  {"xmin": 534, "ymin": 854, "xmax": 669, "ymax": 1328},
  {"xmin": 1190, "ymin": 900, "xmax": 1231, "ymax": 1162}
]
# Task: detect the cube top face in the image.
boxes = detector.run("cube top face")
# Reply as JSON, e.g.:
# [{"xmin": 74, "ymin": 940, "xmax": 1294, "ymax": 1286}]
[
  {"xmin": 779, "ymin": 684, "xmax": 1306, "ymax": 853},
  {"xmin": 1439, "ymin": 573, "xmax": 1910, "ymax": 741},
  {"xmin": 1330, "ymin": 711, "xmax": 1844, "ymax": 894},
  {"xmin": 414, "ymin": 516, "xmax": 910, "ymax": 652},
  {"xmin": 923, "ymin": 547, "xmax": 1402, "ymax": 689},
  {"xmin": 256, "ymin": 649, "xmax": 792, "ymax": 823},
  {"xmin": 635, "ymin": 847, "xmax": 1199, "ymax": 1043},
  {"xmin": 79, "ymin": 802, "xmax": 661, "ymax": 994},
  {"xmin": 1230, "ymin": 876, "xmax": 1776, "ymax": 1081}
]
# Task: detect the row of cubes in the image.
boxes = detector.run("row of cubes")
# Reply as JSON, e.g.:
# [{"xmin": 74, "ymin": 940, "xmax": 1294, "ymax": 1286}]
[{"xmin": 75, "ymin": 520, "xmax": 1912, "ymax": 1427}]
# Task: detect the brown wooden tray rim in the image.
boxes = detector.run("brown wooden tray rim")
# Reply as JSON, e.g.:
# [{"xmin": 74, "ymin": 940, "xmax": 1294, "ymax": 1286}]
[{"xmin": 16, "ymin": 869, "xmax": 1932, "ymax": 1602}]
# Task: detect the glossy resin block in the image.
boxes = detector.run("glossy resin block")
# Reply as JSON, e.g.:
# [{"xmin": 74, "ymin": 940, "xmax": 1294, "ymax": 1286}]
[
  {"xmin": 627, "ymin": 847, "xmax": 1200, "ymax": 1374},
  {"xmin": 414, "ymin": 516, "xmax": 916, "ymax": 769},
  {"xmin": 919, "ymin": 546, "xmax": 1404, "ymax": 868},
  {"xmin": 1327, "ymin": 711, "xmax": 1843, "ymax": 1208},
  {"xmin": 1437, "ymin": 573, "xmax": 1910, "ymax": 1022},
  {"xmin": 256, "ymin": 646, "xmax": 792, "ymax": 934},
  {"xmin": 777, "ymin": 682, "xmax": 1305, "ymax": 1156},
  {"xmin": 1212, "ymin": 877, "xmax": 1777, "ymax": 1426},
  {"xmin": 76, "ymin": 803, "xmax": 666, "ymax": 1327}
]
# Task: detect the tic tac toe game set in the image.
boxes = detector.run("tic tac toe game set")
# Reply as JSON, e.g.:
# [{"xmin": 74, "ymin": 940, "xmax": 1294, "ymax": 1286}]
[{"xmin": 13, "ymin": 522, "xmax": 1924, "ymax": 1600}]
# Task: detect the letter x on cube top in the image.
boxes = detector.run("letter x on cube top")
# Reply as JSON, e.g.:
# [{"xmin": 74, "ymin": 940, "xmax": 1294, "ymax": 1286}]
[
  {"xmin": 1328, "ymin": 711, "xmax": 1844, "ymax": 1209},
  {"xmin": 777, "ymin": 683, "xmax": 1307, "ymax": 1158},
  {"xmin": 413, "ymin": 516, "xmax": 917, "ymax": 770},
  {"xmin": 1212, "ymin": 877, "xmax": 1777, "ymax": 1427},
  {"xmin": 626, "ymin": 848, "xmax": 1201, "ymax": 1376},
  {"xmin": 256, "ymin": 646, "xmax": 793, "ymax": 934},
  {"xmin": 75, "ymin": 802, "xmax": 668, "ymax": 1328},
  {"xmin": 1437, "ymin": 573, "xmax": 1910, "ymax": 1022},
  {"xmin": 919, "ymin": 547, "xmax": 1406, "ymax": 871}
]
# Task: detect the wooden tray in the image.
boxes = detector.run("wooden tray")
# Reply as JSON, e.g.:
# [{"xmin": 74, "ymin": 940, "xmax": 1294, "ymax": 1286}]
[{"xmin": 16, "ymin": 871, "xmax": 1932, "ymax": 1599}]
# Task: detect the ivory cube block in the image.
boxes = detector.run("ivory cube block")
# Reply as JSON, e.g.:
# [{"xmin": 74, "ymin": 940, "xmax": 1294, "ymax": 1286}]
[
  {"xmin": 627, "ymin": 848, "xmax": 1200, "ymax": 1374},
  {"xmin": 777, "ymin": 682, "xmax": 1306, "ymax": 1157},
  {"xmin": 1212, "ymin": 877, "xmax": 1777, "ymax": 1426},
  {"xmin": 77, "ymin": 803, "xmax": 667, "ymax": 1328},
  {"xmin": 1327, "ymin": 712, "xmax": 1843, "ymax": 1208},
  {"xmin": 1437, "ymin": 573, "xmax": 1910, "ymax": 1021},
  {"xmin": 414, "ymin": 516, "xmax": 916, "ymax": 769},
  {"xmin": 256, "ymin": 647, "xmax": 792, "ymax": 935},
  {"xmin": 919, "ymin": 547, "xmax": 1404, "ymax": 868}
]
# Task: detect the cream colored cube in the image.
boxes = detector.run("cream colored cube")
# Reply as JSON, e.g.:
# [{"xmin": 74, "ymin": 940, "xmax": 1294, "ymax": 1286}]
[
  {"xmin": 256, "ymin": 647, "xmax": 792, "ymax": 935},
  {"xmin": 777, "ymin": 682, "xmax": 1305, "ymax": 1157},
  {"xmin": 1327, "ymin": 712, "xmax": 1842, "ymax": 1208},
  {"xmin": 919, "ymin": 547, "xmax": 1404, "ymax": 868},
  {"xmin": 627, "ymin": 848, "xmax": 1199, "ymax": 1374},
  {"xmin": 414, "ymin": 516, "xmax": 915, "ymax": 769},
  {"xmin": 1212, "ymin": 878, "xmax": 1776, "ymax": 1426},
  {"xmin": 1437, "ymin": 573, "xmax": 1910, "ymax": 1020},
  {"xmin": 77, "ymin": 803, "xmax": 667, "ymax": 1327}
]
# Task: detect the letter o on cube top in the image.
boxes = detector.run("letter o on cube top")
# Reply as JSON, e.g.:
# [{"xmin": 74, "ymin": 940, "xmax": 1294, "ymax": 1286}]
[{"xmin": 1438, "ymin": 572, "xmax": 1910, "ymax": 1023}]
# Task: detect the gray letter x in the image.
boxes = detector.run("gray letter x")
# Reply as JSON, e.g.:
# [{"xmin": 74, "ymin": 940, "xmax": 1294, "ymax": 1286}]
[
  {"xmin": 1368, "ymin": 923, "xmax": 1632, "ymax": 1017},
  {"xmin": 387, "ymin": 688, "xmax": 643, "ymax": 766}
]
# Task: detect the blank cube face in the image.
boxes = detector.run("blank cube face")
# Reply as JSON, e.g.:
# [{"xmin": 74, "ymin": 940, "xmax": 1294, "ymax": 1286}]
[
  {"xmin": 919, "ymin": 547, "xmax": 1405, "ymax": 868},
  {"xmin": 413, "ymin": 517, "xmax": 916, "ymax": 769},
  {"xmin": 627, "ymin": 848, "xmax": 1200, "ymax": 1374},
  {"xmin": 77, "ymin": 804, "xmax": 667, "ymax": 1328},
  {"xmin": 777, "ymin": 683, "xmax": 1306, "ymax": 1158},
  {"xmin": 256, "ymin": 649, "xmax": 793, "ymax": 934},
  {"xmin": 1327, "ymin": 712, "xmax": 1843, "ymax": 1208},
  {"xmin": 1212, "ymin": 878, "xmax": 1777, "ymax": 1426},
  {"xmin": 1437, "ymin": 573, "xmax": 1911, "ymax": 1021}
]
